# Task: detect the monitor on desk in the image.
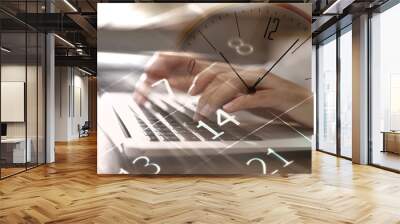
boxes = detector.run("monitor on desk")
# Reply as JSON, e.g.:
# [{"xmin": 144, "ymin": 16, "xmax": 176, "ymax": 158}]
[{"xmin": 1, "ymin": 123, "xmax": 7, "ymax": 138}]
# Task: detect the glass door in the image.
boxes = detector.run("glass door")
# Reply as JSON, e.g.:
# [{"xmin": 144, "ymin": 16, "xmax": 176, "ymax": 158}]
[
  {"xmin": 339, "ymin": 27, "xmax": 352, "ymax": 158},
  {"xmin": 316, "ymin": 25, "xmax": 353, "ymax": 159},
  {"xmin": 317, "ymin": 35, "xmax": 337, "ymax": 155},
  {"xmin": 370, "ymin": 3, "xmax": 400, "ymax": 171}
]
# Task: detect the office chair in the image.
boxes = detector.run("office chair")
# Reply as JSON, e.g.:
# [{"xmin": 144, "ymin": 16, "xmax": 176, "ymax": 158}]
[{"xmin": 79, "ymin": 121, "xmax": 90, "ymax": 138}]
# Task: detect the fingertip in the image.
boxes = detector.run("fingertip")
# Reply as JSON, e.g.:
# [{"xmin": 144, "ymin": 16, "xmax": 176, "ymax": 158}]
[
  {"xmin": 224, "ymin": 94, "xmax": 247, "ymax": 112},
  {"xmin": 187, "ymin": 76, "xmax": 200, "ymax": 96},
  {"xmin": 194, "ymin": 104, "xmax": 214, "ymax": 121},
  {"xmin": 199, "ymin": 104, "xmax": 213, "ymax": 118},
  {"xmin": 133, "ymin": 92, "xmax": 146, "ymax": 105},
  {"xmin": 222, "ymin": 101, "xmax": 236, "ymax": 113},
  {"xmin": 193, "ymin": 113, "xmax": 200, "ymax": 122},
  {"xmin": 187, "ymin": 83, "xmax": 196, "ymax": 96}
]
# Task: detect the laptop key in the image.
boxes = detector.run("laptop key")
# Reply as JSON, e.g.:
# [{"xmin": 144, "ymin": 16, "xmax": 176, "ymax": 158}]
[
  {"xmin": 156, "ymin": 97, "xmax": 262, "ymax": 141},
  {"xmin": 140, "ymin": 106, "xmax": 181, "ymax": 141},
  {"xmin": 133, "ymin": 113, "xmax": 159, "ymax": 141},
  {"xmin": 149, "ymin": 103, "xmax": 201, "ymax": 141}
]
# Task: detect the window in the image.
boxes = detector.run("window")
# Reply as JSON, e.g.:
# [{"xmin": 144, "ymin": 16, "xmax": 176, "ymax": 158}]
[
  {"xmin": 339, "ymin": 28, "xmax": 352, "ymax": 158},
  {"xmin": 316, "ymin": 26, "xmax": 353, "ymax": 158},
  {"xmin": 317, "ymin": 36, "xmax": 337, "ymax": 154},
  {"xmin": 370, "ymin": 2, "xmax": 400, "ymax": 171}
]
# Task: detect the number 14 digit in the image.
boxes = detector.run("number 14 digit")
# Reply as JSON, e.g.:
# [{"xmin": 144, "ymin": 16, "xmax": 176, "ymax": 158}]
[
  {"xmin": 197, "ymin": 109, "xmax": 240, "ymax": 139},
  {"xmin": 217, "ymin": 109, "xmax": 240, "ymax": 126}
]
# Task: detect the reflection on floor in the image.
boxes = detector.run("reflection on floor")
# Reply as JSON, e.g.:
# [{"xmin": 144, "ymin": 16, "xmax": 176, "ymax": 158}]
[
  {"xmin": 373, "ymin": 150, "xmax": 400, "ymax": 171},
  {"xmin": 0, "ymin": 163, "xmax": 42, "ymax": 178},
  {"xmin": 0, "ymin": 135, "xmax": 400, "ymax": 223},
  {"xmin": 0, "ymin": 167, "xmax": 25, "ymax": 177}
]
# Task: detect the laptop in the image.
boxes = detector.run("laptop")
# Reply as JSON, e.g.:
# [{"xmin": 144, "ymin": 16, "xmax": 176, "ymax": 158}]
[{"xmin": 98, "ymin": 90, "xmax": 311, "ymax": 175}]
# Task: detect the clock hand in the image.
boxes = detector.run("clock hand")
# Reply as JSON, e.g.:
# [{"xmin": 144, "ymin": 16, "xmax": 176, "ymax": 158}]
[
  {"xmin": 250, "ymin": 38, "xmax": 299, "ymax": 91},
  {"xmin": 234, "ymin": 12, "xmax": 241, "ymax": 38},
  {"xmin": 198, "ymin": 31, "xmax": 250, "ymax": 91},
  {"xmin": 291, "ymin": 35, "xmax": 311, "ymax": 54},
  {"xmin": 218, "ymin": 52, "xmax": 250, "ymax": 90}
]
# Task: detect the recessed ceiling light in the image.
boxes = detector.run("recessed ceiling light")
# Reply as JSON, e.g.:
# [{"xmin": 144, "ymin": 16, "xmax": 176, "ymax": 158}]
[
  {"xmin": 63, "ymin": 0, "xmax": 78, "ymax": 12},
  {"xmin": 78, "ymin": 67, "xmax": 93, "ymax": 76},
  {"xmin": 323, "ymin": 0, "xmax": 354, "ymax": 15},
  {"xmin": 54, "ymin": 34, "xmax": 75, "ymax": 48}
]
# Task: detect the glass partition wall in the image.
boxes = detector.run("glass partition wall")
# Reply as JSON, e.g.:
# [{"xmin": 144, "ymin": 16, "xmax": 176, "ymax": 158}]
[
  {"xmin": 316, "ymin": 26, "xmax": 353, "ymax": 159},
  {"xmin": 0, "ymin": 2, "xmax": 46, "ymax": 179},
  {"xmin": 370, "ymin": 3, "xmax": 400, "ymax": 171},
  {"xmin": 317, "ymin": 35, "xmax": 337, "ymax": 155},
  {"xmin": 339, "ymin": 27, "xmax": 352, "ymax": 159}
]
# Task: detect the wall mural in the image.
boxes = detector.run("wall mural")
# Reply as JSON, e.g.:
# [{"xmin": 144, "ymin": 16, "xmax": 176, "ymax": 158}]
[{"xmin": 97, "ymin": 3, "xmax": 312, "ymax": 175}]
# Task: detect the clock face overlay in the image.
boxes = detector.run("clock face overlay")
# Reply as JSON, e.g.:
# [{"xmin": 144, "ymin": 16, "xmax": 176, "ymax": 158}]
[
  {"xmin": 97, "ymin": 3, "xmax": 312, "ymax": 175},
  {"xmin": 181, "ymin": 5, "xmax": 309, "ymax": 64}
]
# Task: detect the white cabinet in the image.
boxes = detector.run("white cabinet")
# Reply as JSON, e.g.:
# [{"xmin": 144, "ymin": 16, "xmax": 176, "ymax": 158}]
[{"xmin": 1, "ymin": 138, "xmax": 32, "ymax": 163}]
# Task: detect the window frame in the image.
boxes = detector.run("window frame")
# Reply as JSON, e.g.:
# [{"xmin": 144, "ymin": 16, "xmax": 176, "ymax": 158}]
[
  {"xmin": 315, "ymin": 24, "xmax": 353, "ymax": 160},
  {"xmin": 367, "ymin": 0, "xmax": 400, "ymax": 173}
]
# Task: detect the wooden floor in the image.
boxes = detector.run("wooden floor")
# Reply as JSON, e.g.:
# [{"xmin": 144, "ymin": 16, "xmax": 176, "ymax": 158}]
[
  {"xmin": 1, "ymin": 135, "xmax": 400, "ymax": 224},
  {"xmin": 372, "ymin": 150, "xmax": 400, "ymax": 171},
  {"xmin": 1, "ymin": 167, "xmax": 26, "ymax": 178}
]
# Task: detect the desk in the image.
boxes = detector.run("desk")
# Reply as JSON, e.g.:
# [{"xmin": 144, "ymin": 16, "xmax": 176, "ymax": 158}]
[
  {"xmin": 382, "ymin": 131, "xmax": 400, "ymax": 154},
  {"xmin": 1, "ymin": 138, "xmax": 31, "ymax": 163}
]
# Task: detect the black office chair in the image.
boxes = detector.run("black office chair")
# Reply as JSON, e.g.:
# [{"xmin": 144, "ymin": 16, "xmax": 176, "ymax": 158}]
[{"xmin": 79, "ymin": 121, "xmax": 90, "ymax": 138}]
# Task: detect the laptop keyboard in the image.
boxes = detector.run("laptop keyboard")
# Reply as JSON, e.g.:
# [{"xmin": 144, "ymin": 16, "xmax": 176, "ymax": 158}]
[{"xmin": 114, "ymin": 95, "xmax": 262, "ymax": 142}]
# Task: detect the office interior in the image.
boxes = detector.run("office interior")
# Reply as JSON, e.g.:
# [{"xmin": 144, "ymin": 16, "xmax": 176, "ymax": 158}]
[
  {"xmin": 0, "ymin": 0, "xmax": 397, "ymax": 179},
  {"xmin": 0, "ymin": 1, "xmax": 46, "ymax": 178},
  {"xmin": 0, "ymin": 0, "xmax": 97, "ymax": 179},
  {"xmin": 0, "ymin": 0, "xmax": 399, "ymax": 222},
  {"xmin": 314, "ymin": 1, "xmax": 400, "ymax": 172}
]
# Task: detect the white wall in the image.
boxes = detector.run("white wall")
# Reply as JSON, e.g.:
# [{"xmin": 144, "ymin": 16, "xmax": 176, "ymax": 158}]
[
  {"xmin": 1, "ymin": 63, "xmax": 46, "ymax": 163},
  {"xmin": 55, "ymin": 67, "xmax": 89, "ymax": 141},
  {"xmin": 1, "ymin": 65, "xmax": 39, "ymax": 138},
  {"xmin": 1, "ymin": 66, "xmax": 26, "ymax": 138},
  {"xmin": 72, "ymin": 73, "xmax": 89, "ymax": 138},
  {"xmin": 55, "ymin": 67, "xmax": 69, "ymax": 141}
]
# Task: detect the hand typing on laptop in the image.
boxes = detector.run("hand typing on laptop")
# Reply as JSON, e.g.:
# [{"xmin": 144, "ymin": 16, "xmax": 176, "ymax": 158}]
[{"xmin": 133, "ymin": 52, "xmax": 313, "ymax": 128}]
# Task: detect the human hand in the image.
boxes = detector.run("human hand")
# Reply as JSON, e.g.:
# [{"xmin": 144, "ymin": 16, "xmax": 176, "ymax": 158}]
[
  {"xmin": 133, "ymin": 52, "xmax": 210, "ymax": 104},
  {"xmin": 188, "ymin": 64, "xmax": 313, "ymax": 127},
  {"xmin": 133, "ymin": 51, "xmax": 312, "ymax": 127}
]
